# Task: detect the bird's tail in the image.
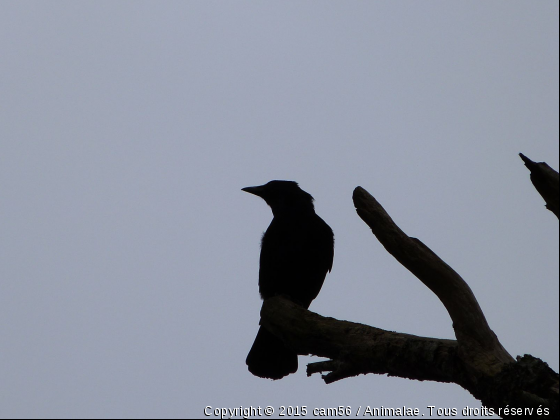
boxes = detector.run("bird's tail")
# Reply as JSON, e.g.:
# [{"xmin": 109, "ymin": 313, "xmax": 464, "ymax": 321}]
[{"xmin": 246, "ymin": 326, "xmax": 298, "ymax": 380}]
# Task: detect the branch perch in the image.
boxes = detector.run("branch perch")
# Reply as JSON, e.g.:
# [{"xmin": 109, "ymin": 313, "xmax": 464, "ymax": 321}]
[
  {"xmin": 260, "ymin": 296, "xmax": 460, "ymax": 384},
  {"xmin": 260, "ymin": 297, "xmax": 558, "ymax": 417}
]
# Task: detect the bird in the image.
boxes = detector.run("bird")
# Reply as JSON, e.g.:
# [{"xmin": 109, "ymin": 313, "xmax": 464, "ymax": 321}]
[{"xmin": 242, "ymin": 180, "xmax": 334, "ymax": 379}]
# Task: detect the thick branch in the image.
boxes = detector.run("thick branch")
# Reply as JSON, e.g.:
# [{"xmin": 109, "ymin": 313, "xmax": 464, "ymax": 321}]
[
  {"xmin": 352, "ymin": 187, "xmax": 513, "ymax": 372},
  {"xmin": 261, "ymin": 296, "xmax": 461, "ymax": 384},
  {"xmin": 519, "ymin": 153, "xmax": 559, "ymax": 219},
  {"xmin": 261, "ymin": 297, "xmax": 559, "ymax": 417}
]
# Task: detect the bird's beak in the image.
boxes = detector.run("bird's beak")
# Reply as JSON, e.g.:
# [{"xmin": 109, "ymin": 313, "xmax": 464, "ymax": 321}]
[{"xmin": 242, "ymin": 185, "xmax": 265, "ymax": 197}]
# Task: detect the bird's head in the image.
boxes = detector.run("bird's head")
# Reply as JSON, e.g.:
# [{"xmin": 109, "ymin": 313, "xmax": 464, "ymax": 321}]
[{"xmin": 242, "ymin": 180, "xmax": 315, "ymax": 216}]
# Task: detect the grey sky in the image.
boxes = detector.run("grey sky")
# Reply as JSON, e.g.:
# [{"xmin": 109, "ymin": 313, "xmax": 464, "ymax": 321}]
[{"xmin": 0, "ymin": 1, "xmax": 558, "ymax": 418}]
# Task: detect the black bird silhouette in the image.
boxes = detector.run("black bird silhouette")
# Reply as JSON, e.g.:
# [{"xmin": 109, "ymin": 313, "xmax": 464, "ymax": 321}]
[{"xmin": 242, "ymin": 180, "xmax": 334, "ymax": 379}]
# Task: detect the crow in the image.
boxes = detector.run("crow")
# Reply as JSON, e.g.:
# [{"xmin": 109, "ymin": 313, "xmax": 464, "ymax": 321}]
[{"xmin": 242, "ymin": 180, "xmax": 334, "ymax": 379}]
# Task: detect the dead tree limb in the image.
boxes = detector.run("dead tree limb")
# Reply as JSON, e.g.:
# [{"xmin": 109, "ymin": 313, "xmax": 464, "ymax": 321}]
[
  {"xmin": 352, "ymin": 187, "xmax": 513, "ymax": 377},
  {"xmin": 520, "ymin": 153, "xmax": 559, "ymax": 219},
  {"xmin": 260, "ymin": 296, "xmax": 461, "ymax": 384},
  {"xmin": 261, "ymin": 296, "xmax": 558, "ymax": 417}
]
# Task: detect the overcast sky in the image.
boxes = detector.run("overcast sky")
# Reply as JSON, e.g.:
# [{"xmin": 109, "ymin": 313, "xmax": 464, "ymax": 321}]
[{"xmin": 0, "ymin": 1, "xmax": 558, "ymax": 418}]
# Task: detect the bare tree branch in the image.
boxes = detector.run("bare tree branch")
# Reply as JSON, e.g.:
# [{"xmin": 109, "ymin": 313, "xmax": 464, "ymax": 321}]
[
  {"xmin": 260, "ymin": 297, "xmax": 558, "ymax": 418},
  {"xmin": 520, "ymin": 153, "xmax": 559, "ymax": 219},
  {"xmin": 260, "ymin": 296, "xmax": 461, "ymax": 384},
  {"xmin": 352, "ymin": 186, "xmax": 513, "ymax": 373}
]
